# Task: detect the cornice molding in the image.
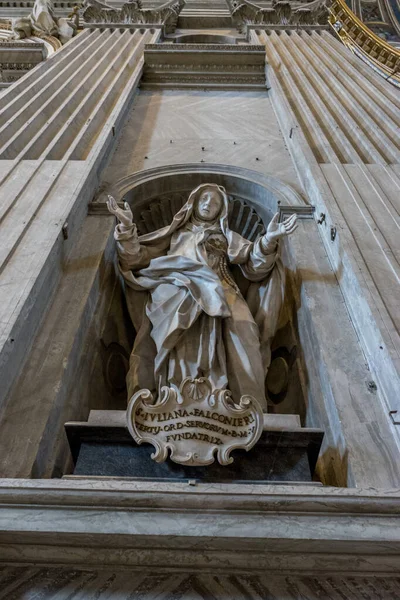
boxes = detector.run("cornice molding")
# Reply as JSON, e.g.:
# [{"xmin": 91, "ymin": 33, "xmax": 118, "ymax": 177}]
[
  {"xmin": 94, "ymin": 163, "xmax": 309, "ymax": 208},
  {"xmin": 144, "ymin": 42, "xmax": 265, "ymax": 52},
  {"xmin": 0, "ymin": 479, "xmax": 399, "ymax": 572}
]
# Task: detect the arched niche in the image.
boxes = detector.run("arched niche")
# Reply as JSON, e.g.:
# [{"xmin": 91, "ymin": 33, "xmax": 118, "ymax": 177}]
[
  {"xmin": 100, "ymin": 165, "xmax": 309, "ymax": 419},
  {"xmin": 104, "ymin": 163, "xmax": 309, "ymax": 237}
]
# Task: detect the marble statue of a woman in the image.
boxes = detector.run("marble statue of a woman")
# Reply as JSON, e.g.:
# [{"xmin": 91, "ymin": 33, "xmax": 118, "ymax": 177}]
[{"xmin": 108, "ymin": 184, "xmax": 297, "ymax": 412}]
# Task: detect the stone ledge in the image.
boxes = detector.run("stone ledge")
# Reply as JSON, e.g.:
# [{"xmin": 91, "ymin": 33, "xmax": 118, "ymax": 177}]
[
  {"xmin": 0, "ymin": 478, "xmax": 399, "ymax": 510},
  {"xmin": 0, "ymin": 480, "xmax": 399, "ymax": 572},
  {"xmin": 64, "ymin": 420, "xmax": 322, "ymax": 482},
  {"xmin": 144, "ymin": 43, "xmax": 266, "ymax": 52}
]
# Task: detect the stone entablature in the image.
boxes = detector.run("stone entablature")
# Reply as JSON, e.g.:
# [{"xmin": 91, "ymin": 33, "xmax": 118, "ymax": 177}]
[
  {"xmin": 0, "ymin": 37, "xmax": 46, "ymax": 84},
  {"xmin": 142, "ymin": 42, "xmax": 267, "ymax": 89}
]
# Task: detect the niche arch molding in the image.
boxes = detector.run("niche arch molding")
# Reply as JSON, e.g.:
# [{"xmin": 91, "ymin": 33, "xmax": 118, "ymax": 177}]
[{"xmin": 99, "ymin": 163, "xmax": 310, "ymax": 236}]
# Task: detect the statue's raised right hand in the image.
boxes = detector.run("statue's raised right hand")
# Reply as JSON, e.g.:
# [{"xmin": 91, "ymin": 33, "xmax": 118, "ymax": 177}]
[{"xmin": 107, "ymin": 195, "xmax": 134, "ymax": 229}]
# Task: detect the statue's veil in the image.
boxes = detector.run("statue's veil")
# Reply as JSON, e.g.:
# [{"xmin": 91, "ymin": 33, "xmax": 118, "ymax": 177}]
[{"xmin": 137, "ymin": 183, "xmax": 230, "ymax": 245}]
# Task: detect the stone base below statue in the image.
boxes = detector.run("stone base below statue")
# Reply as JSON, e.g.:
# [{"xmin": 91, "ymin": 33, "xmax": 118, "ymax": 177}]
[{"xmin": 65, "ymin": 411, "xmax": 323, "ymax": 483}]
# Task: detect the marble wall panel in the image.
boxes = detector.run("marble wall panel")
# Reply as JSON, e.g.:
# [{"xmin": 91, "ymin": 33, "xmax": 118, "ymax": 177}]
[
  {"xmin": 0, "ymin": 215, "xmax": 122, "ymax": 479},
  {"xmin": 256, "ymin": 25, "xmax": 400, "ymax": 472},
  {"xmin": 101, "ymin": 89, "xmax": 303, "ymax": 196},
  {"xmin": 0, "ymin": 480, "xmax": 399, "ymax": 574},
  {"xmin": 0, "ymin": 29, "xmax": 158, "ymax": 416},
  {"xmin": 319, "ymin": 163, "xmax": 400, "ymax": 422},
  {"xmin": 258, "ymin": 30, "xmax": 400, "ymax": 166},
  {"xmin": 284, "ymin": 221, "xmax": 400, "ymax": 487}
]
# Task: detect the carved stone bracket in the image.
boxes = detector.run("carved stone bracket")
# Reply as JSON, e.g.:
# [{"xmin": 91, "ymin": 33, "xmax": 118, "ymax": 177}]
[
  {"xmin": 82, "ymin": 0, "xmax": 185, "ymax": 32},
  {"xmin": 227, "ymin": 0, "xmax": 329, "ymax": 32},
  {"xmin": 0, "ymin": 36, "xmax": 48, "ymax": 83},
  {"xmin": 278, "ymin": 205, "xmax": 315, "ymax": 219},
  {"xmin": 126, "ymin": 377, "xmax": 264, "ymax": 466}
]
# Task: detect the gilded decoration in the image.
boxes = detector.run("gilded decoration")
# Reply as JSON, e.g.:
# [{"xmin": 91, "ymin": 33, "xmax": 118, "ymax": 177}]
[{"xmin": 328, "ymin": 0, "xmax": 400, "ymax": 86}]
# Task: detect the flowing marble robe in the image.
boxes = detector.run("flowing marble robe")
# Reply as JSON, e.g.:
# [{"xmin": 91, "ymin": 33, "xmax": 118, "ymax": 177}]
[
  {"xmin": 30, "ymin": 0, "xmax": 58, "ymax": 35},
  {"xmin": 114, "ymin": 185, "xmax": 285, "ymax": 412}
]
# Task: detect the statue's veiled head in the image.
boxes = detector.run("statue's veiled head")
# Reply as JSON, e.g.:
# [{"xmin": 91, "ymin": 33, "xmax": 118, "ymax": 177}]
[{"xmin": 193, "ymin": 186, "xmax": 224, "ymax": 223}]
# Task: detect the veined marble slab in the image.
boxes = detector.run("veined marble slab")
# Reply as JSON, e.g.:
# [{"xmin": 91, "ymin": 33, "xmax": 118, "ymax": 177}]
[{"xmin": 0, "ymin": 479, "xmax": 399, "ymax": 573}]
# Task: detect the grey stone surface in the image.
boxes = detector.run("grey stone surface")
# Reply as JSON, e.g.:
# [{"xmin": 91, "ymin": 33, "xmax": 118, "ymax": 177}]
[
  {"xmin": 0, "ymin": 568, "xmax": 399, "ymax": 599},
  {"xmin": 285, "ymin": 220, "xmax": 400, "ymax": 488},
  {"xmin": 0, "ymin": 216, "xmax": 117, "ymax": 478},
  {"xmin": 100, "ymin": 89, "xmax": 303, "ymax": 195},
  {"xmin": 255, "ymin": 26, "xmax": 400, "ymax": 480},
  {"xmin": 65, "ymin": 423, "xmax": 323, "ymax": 482}
]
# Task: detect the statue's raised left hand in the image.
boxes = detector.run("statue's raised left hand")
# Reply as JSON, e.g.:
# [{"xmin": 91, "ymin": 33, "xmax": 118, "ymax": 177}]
[{"xmin": 264, "ymin": 212, "xmax": 297, "ymax": 244}]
